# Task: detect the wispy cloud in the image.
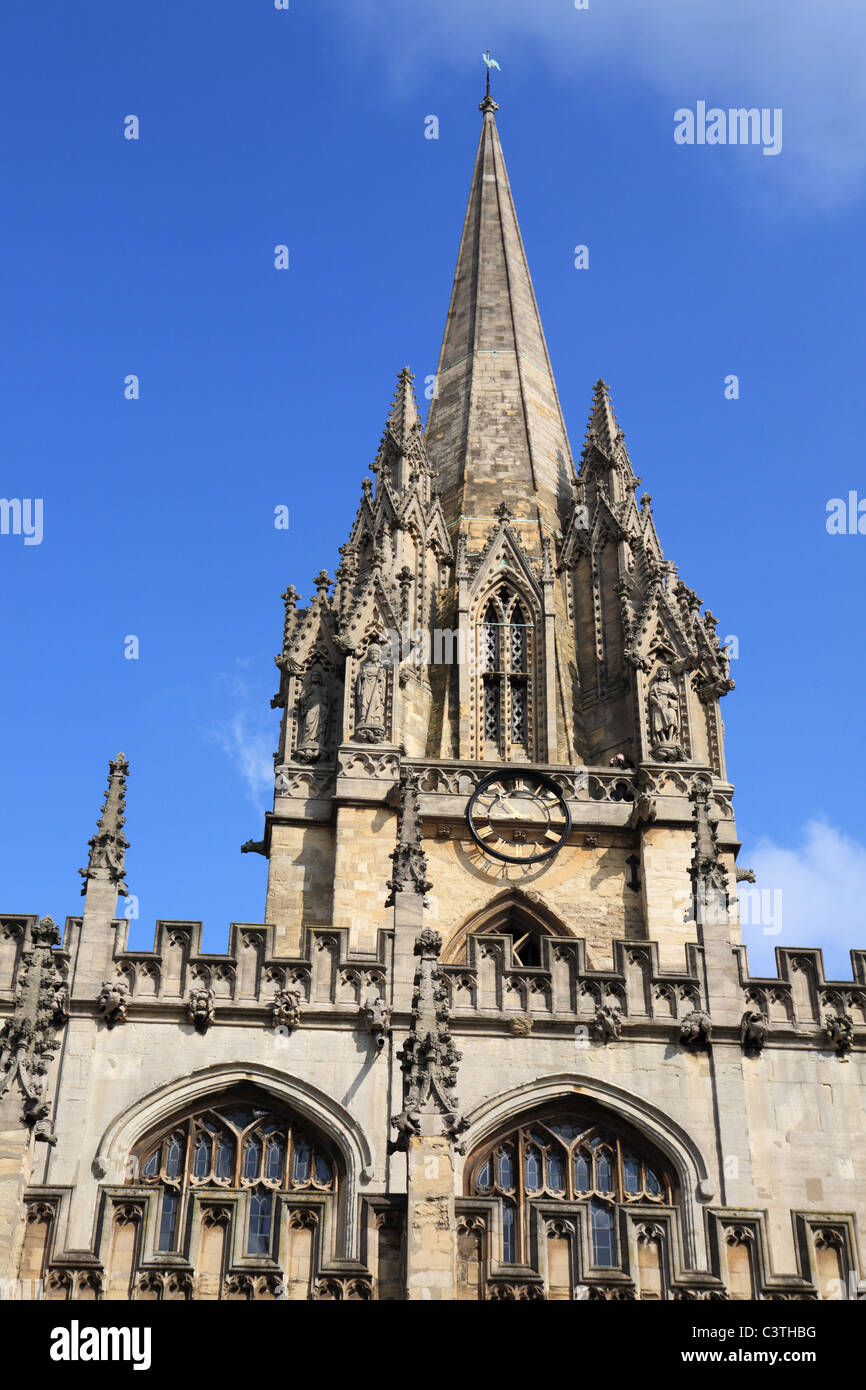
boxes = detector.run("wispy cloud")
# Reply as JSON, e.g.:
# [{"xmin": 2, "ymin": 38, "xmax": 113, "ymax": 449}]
[
  {"xmin": 203, "ymin": 672, "xmax": 273, "ymax": 806},
  {"xmin": 738, "ymin": 820, "xmax": 866, "ymax": 979},
  {"xmin": 331, "ymin": 0, "xmax": 866, "ymax": 208}
]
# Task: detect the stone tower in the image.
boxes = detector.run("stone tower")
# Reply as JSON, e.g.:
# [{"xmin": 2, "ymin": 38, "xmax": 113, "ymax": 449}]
[{"xmin": 1, "ymin": 91, "xmax": 863, "ymax": 1305}]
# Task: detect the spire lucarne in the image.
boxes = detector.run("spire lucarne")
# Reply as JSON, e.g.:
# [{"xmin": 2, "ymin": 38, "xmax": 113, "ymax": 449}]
[{"xmin": 425, "ymin": 92, "xmax": 576, "ymax": 553}]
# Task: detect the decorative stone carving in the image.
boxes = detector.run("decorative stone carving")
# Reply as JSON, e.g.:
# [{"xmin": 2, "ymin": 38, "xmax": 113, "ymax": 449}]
[
  {"xmin": 313, "ymin": 1276, "xmax": 373, "ymax": 1301},
  {"xmin": 271, "ymin": 984, "xmax": 302, "ymax": 1033},
  {"xmin": 186, "ymin": 986, "xmax": 215, "ymax": 1033},
  {"xmin": 361, "ymin": 994, "xmax": 391, "ymax": 1051},
  {"xmin": 78, "ymin": 753, "xmax": 130, "ymax": 897},
  {"xmin": 487, "ymin": 1281, "xmax": 544, "ymax": 1301},
  {"xmin": 295, "ymin": 663, "xmax": 332, "ymax": 763},
  {"xmin": 391, "ymin": 928, "xmax": 467, "ymax": 1150},
  {"xmin": 0, "ymin": 915, "xmax": 67, "ymax": 1142},
  {"xmin": 508, "ymin": 1015, "xmax": 533, "ymax": 1037},
  {"xmin": 587, "ymin": 1284, "xmax": 636, "ymax": 1301},
  {"xmin": 679, "ymin": 1008, "xmax": 712, "ymax": 1048},
  {"xmin": 735, "ymin": 865, "xmax": 756, "ymax": 884},
  {"xmin": 591, "ymin": 1003, "xmax": 623, "ymax": 1042},
  {"xmin": 648, "ymin": 665, "xmax": 685, "ymax": 760},
  {"xmin": 688, "ymin": 780, "xmax": 729, "ymax": 927},
  {"xmin": 386, "ymin": 766, "xmax": 433, "ymax": 905},
  {"xmin": 353, "ymin": 639, "xmax": 389, "ymax": 743},
  {"xmin": 626, "ymin": 793, "xmax": 657, "ymax": 829},
  {"xmin": 740, "ymin": 1009, "xmax": 769, "ymax": 1053},
  {"xmin": 96, "ymin": 977, "xmax": 131, "ymax": 1028},
  {"xmin": 824, "ymin": 1012, "xmax": 855, "ymax": 1056}
]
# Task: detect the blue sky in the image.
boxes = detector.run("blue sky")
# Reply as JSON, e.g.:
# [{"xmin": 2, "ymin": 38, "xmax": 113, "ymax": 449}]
[{"xmin": 2, "ymin": 2, "xmax": 864, "ymax": 978}]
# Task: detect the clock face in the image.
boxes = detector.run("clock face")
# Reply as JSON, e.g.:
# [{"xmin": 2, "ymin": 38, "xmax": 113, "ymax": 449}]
[{"xmin": 466, "ymin": 770, "xmax": 572, "ymax": 864}]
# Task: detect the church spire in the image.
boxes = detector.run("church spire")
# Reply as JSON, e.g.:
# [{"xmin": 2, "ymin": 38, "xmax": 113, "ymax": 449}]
[{"xmin": 425, "ymin": 92, "xmax": 576, "ymax": 549}]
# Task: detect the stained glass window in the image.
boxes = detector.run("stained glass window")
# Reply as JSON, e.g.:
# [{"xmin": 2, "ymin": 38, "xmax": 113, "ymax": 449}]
[
  {"xmin": 468, "ymin": 1111, "xmax": 672, "ymax": 1270},
  {"xmin": 132, "ymin": 1094, "xmax": 338, "ymax": 1263}
]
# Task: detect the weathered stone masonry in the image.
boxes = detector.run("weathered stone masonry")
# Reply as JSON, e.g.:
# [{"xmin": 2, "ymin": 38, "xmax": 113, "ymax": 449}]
[{"xmin": 1, "ymin": 90, "xmax": 864, "ymax": 1302}]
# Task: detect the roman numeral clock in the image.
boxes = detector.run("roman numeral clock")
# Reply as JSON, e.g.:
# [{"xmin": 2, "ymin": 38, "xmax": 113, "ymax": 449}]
[{"xmin": 466, "ymin": 770, "xmax": 572, "ymax": 864}]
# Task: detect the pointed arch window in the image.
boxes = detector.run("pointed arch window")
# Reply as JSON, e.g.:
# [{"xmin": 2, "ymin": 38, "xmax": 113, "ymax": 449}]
[
  {"xmin": 467, "ymin": 1109, "xmax": 674, "ymax": 1278},
  {"xmin": 132, "ymin": 1096, "xmax": 337, "ymax": 1260},
  {"xmin": 475, "ymin": 586, "xmax": 534, "ymax": 759}
]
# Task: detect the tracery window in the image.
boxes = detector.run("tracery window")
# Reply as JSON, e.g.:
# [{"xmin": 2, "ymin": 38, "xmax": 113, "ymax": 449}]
[
  {"xmin": 468, "ymin": 1111, "xmax": 672, "ymax": 1270},
  {"xmin": 133, "ymin": 1099, "xmax": 336, "ymax": 1259},
  {"xmin": 475, "ymin": 587, "xmax": 534, "ymax": 758}
]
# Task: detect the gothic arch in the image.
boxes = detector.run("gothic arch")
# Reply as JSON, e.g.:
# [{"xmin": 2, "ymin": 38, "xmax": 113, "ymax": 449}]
[
  {"xmin": 442, "ymin": 889, "xmax": 574, "ymax": 966},
  {"xmin": 92, "ymin": 1063, "xmax": 375, "ymax": 1261},
  {"xmin": 457, "ymin": 1074, "xmax": 712, "ymax": 1270}
]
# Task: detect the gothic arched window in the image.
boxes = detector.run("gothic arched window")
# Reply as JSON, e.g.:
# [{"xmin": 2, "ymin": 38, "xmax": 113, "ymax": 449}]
[
  {"xmin": 475, "ymin": 586, "xmax": 534, "ymax": 759},
  {"xmin": 467, "ymin": 1110, "xmax": 673, "ymax": 1271},
  {"xmin": 132, "ymin": 1097, "xmax": 337, "ymax": 1260}
]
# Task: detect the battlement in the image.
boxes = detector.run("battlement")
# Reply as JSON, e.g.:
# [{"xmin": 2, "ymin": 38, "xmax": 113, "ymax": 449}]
[{"xmin": 1, "ymin": 914, "xmax": 863, "ymax": 1050}]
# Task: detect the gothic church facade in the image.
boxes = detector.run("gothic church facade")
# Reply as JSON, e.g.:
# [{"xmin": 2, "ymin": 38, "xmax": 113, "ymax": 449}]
[{"xmin": 2, "ymin": 93, "xmax": 864, "ymax": 1303}]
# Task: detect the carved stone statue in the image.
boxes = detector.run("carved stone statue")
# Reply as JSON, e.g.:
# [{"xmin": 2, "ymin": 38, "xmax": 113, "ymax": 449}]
[
  {"xmin": 296, "ymin": 665, "xmax": 331, "ymax": 763},
  {"xmin": 647, "ymin": 658, "xmax": 681, "ymax": 750},
  {"xmin": 591, "ymin": 1003, "xmax": 623, "ymax": 1043},
  {"xmin": 740, "ymin": 1009, "xmax": 769, "ymax": 1053},
  {"xmin": 361, "ymin": 994, "xmax": 392, "ymax": 1051},
  {"xmin": 679, "ymin": 1007, "xmax": 712, "ymax": 1048},
  {"xmin": 824, "ymin": 1012, "xmax": 855, "ymax": 1056},
  {"xmin": 354, "ymin": 642, "xmax": 388, "ymax": 743},
  {"xmin": 271, "ymin": 984, "xmax": 303, "ymax": 1033},
  {"xmin": 97, "ymin": 977, "xmax": 131, "ymax": 1028},
  {"xmin": 187, "ymin": 986, "xmax": 215, "ymax": 1033}
]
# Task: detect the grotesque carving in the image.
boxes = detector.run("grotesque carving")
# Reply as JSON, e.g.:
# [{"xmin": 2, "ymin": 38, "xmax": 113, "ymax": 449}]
[
  {"xmin": 509, "ymin": 1015, "xmax": 533, "ymax": 1037},
  {"xmin": 97, "ymin": 977, "xmax": 131, "ymax": 1028},
  {"xmin": 386, "ymin": 766, "xmax": 433, "ymax": 905},
  {"xmin": 295, "ymin": 664, "xmax": 331, "ymax": 763},
  {"xmin": 354, "ymin": 640, "xmax": 389, "ymax": 743},
  {"xmin": 591, "ymin": 1003, "xmax": 623, "ymax": 1043},
  {"xmin": 187, "ymin": 986, "xmax": 215, "ymax": 1033},
  {"xmin": 679, "ymin": 1008, "xmax": 712, "ymax": 1048},
  {"xmin": 391, "ymin": 928, "xmax": 467, "ymax": 1150},
  {"xmin": 361, "ymin": 994, "xmax": 392, "ymax": 1051},
  {"xmin": 824, "ymin": 1012, "xmax": 855, "ymax": 1056},
  {"xmin": 0, "ymin": 916, "xmax": 67, "ymax": 1142},
  {"xmin": 648, "ymin": 665, "xmax": 685, "ymax": 760},
  {"xmin": 740, "ymin": 1009, "xmax": 769, "ymax": 1053},
  {"xmin": 627, "ymin": 793, "xmax": 657, "ymax": 829},
  {"xmin": 271, "ymin": 984, "xmax": 302, "ymax": 1033}
]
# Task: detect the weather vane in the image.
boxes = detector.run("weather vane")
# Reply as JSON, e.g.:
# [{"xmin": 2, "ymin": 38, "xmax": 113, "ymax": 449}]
[{"xmin": 482, "ymin": 49, "xmax": 501, "ymax": 98}]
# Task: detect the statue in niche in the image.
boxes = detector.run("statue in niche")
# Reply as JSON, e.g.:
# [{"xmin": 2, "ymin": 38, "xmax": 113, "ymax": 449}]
[
  {"xmin": 648, "ymin": 664, "xmax": 685, "ymax": 760},
  {"xmin": 296, "ymin": 664, "xmax": 331, "ymax": 763},
  {"xmin": 354, "ymin": 641, "xmax": 388, "ymax": 743}
]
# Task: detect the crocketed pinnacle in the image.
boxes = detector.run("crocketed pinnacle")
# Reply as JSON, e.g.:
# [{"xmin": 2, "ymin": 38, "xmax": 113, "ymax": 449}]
[{"xmin": 79, "ymin": 753, "xmax": 130, "ymax": 896}]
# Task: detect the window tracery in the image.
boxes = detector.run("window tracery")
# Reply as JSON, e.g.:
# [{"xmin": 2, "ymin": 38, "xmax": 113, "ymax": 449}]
[
  {"xmin": 468, "ymin": 1110, "xmax": 672, "ymax": 1272},
  {"xmin": 133, "ymin": 1098, "xmax": 336, "ymax": 1260}
]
